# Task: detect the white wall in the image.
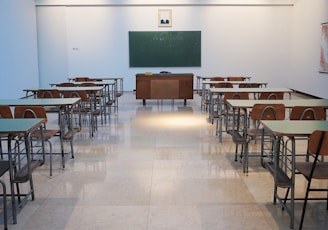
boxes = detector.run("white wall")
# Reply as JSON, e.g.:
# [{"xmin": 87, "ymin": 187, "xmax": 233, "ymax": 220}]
[
  {"xmin": 0, "ymin": 0, "xmax": 39, "ymax": 99},
  {"xmin": 289, "ymin": 0, "xmax": 328, "ymax": 98},
  {"xmin": 36, "ymin": 6, "xmax": 68, "ymax": 86},
  {"xmin": 3, "ymin": 0, "xmax": 328, "ymax": 99},
  {"xmin": 35, "ymin": 2, "xmax": 293, "ymax": 91}
]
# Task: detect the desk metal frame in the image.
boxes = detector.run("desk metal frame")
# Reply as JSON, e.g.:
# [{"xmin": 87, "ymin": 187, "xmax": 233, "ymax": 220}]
[
  {"xmin": 196, "ymin": 76, "xmax": 252, "ymax": 95},
  {"xmin": 208, "ymin": 88, "xmax": 293, "ymax": 142},
  {"xmin": 261, "ymin": 120, "xmax": 328, "ymax": 229},
  {"xmin": 0, "ymin": 118, "xmax": 45, "ymax": 224},
  {"xmin": 68, "ymin": 77, "xmax": 124, "ymax": 107},
  {"xmin": 201, "ymin": 81, "xmax": 268, "ymax": 111}
]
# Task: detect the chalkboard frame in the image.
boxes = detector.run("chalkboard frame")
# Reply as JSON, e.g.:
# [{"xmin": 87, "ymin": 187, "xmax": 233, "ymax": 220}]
[{"xmin": 129, "ymin": 31, "xmax": 201, "ymax": 67}]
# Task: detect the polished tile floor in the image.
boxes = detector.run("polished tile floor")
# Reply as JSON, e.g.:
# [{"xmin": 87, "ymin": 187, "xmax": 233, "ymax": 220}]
[{"xmin": 4, "ymin": 91, "xmax": 328, "ymax": 230}]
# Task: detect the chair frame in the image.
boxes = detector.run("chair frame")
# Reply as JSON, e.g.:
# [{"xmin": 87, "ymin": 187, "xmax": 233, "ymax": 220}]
[
  {"xmin": 295, "ymin": 130, "xmax": 328, "ymax": 229},
  {"xmin": 259, "ymin": 92, "xmax": 284, "ymax": 100},
  {"xmin": 14, "ymin": 106, "xmax": 73, "ymax": 177},
  {"xmin": 0, "ymin": 161, "xmax": 10, "ymax": 230},
  {"xmin": 243, "ymin": 104, "xmax": 286, "ymax": 174},
  {"xmin": 0, "ymin": 106, "xmax": 13, "ymax": 159}
]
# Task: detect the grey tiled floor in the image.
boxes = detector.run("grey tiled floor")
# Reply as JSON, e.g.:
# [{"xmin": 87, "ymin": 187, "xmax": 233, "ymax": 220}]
[{"xmin": 4, "ymin": 91, "xmax": 328, "ymax": 230}]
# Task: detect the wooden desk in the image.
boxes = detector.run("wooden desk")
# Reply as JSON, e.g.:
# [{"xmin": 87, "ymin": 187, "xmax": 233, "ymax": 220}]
[
  {"xmin": 208, "ymin": 88, "xmax": 293, "ymax": 142},
  {"xmin": 196, "ymin": 76, "xmax": 252, "ymax": 94},
  {"xmin": 261, "ymin": 120, "xmax": 328, "ymax": 229},
  {"xmin": 136, "ymin": 73, "xmax": 194, "ymax": 105},
  {"xmin": 226, "ymin": 99, "xmax": 328, "ymax": 110},
  {"xmin": 22, "ymin": 87, "xmax": 108, "ymax": 124},
  {"xmin": 68, "ymin": 77, "xmax": 124, "ymax": 98},
  {"xmin": 0, "ymin": 98, "xmax": 81, "ymax": 135},
  {"xmin": 23, "ymin": 86, "xmax": 104, "ymax": 98},
  {"xmin": 201, "ymin": 81, "xmax": 268, "ymax": 111},
  {"xmin": 50, "ymin": 82, "xmax": 118, "ymax": 112},
  {"xmin": 0, "ymin": 118, "xmax": 45, "ymax": 224},
  {"xmin": 0, "ymin": 98, "xmax": 80, "ymax": 107},
  {"xmin": 226, "ymin": 99, "xmax": 328, "ymax": 130}
]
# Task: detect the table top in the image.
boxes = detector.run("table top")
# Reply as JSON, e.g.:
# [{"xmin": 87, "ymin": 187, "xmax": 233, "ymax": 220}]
[
  {"xmin": 68, "ymin": 77, "xmax": 123, "ymax": 81},
  {"xmin": 197, "ymin": 76, "xmax": 252, "ymax": 80},
  {"xmin": 227, "ymin": 99, "xmax": 328, "ymax": 109},
  {"xmin": 0, "ymin": 98, "xmax": 81, "ymax": 106},
  {"xmin": 136, "ymin": 73, "xmax": 194, "ymax": 76},
  {"xmin": 0, "ymin": 118, "xmax": 44, "ymax": 134},
  {"xmin": 202, "ymin": 80, "xmax": 267, "ymax": 85},
  {"xmin": 209, "ymin": 87, "xmax": 293, "ymax": 94},
  {"xmin": 23, "ymin": 86, "xmax": 104, "ymax": 93},
  {"xmin": 261, "ymin": 120, "xmax": 328, "ymax": 137},
  {"xmin": 49, "ymin": 82, "xmax": 115, "ymax": 87}
]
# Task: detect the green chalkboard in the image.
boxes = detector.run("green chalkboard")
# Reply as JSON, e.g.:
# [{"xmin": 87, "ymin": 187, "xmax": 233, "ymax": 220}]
[{"xmin": 129, "ymin": 31, "xmax": 201, "ymax": 67}]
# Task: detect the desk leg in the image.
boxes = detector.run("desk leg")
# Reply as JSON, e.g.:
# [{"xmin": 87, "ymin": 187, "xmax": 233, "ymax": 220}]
[
  {"xmin": 290, "ymin": 138, "xmax": 295, "ymax": 229},
  {"xmin": 7, "ymin": 137, "xmax": 17, "ymax": 224},
  {"xmin": 143, "ymin": 100, "xmax": 146, "ymax": 106},
  {"xmin": 272, "ymin": 136, "xmax": 294, "ymax": 229}
]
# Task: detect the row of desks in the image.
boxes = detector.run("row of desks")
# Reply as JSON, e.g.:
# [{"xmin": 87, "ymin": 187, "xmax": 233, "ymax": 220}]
[
  {"xmin": 0, "ymin": 118, "xmax": 46, "ymax": 225},
  {"xmin": 207, "ymin": 87, "xmax": 293, "ymax": 140},
  {"xmin": 196, "ymin": 75, "xmax": 252, "ymax": 94},
  {"xmin": 0, "ymin": 98, "xmax": 83, "ymax": 225},
  {"xmin": 0, "ymin": 78, "xmax": 123, "ymax": 225},
  {"xmin": 225, "ymin": 98, "xmax": 328, "ymax": 229},
  {"xmin": 198, "ymin": 75, "xmax": 328, "ymax": 229}
]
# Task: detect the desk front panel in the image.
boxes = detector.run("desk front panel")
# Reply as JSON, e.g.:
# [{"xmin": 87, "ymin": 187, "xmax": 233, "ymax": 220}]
[{"xmin": 136, "ymin": 74, "xmax": 193, "ymax": 100}]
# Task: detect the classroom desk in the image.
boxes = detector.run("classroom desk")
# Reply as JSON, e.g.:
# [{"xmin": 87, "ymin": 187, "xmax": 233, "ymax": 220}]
[
  {"xmin": 0, "ymin": 118, "xmax": 45, "ymax": 224},
  {"xmin": 201, "ymin": 81, "xmax": 268, "ymax": 111},
  {"xmin": 51, "ymin": 81, "xmax": 118, "ymax": 113},
  {"xmin": 260, "ymin": 120, "xmax": 328, "ymax": 229},
  {"xmin": 136, "ymin": 73, "xmax": 193, "ymax": 105},
  {"xmin": 0, "ymin": 98, "xmax": 81, "ymax": 135},
  {"xmin": 227, "ymin": 98, "xmax": 328, "ymax": 128},
  {"xmin": 226, "ymin": 98, "xmax": 328, "ymax": 126},
  {"xmin": 196, "ymin": 76, "xmax": 252, "ymax": 94},
  {"xmin": 68, "ymin": 77, "xmax": 124, "ymax": 98},
  {"xmin": 56, "ymin": 86, "xmax": 107, "ymax": 123},
  {"xmin": 23, "ymin": 86, "xmax": 108, "ymax": 124},
  {"xmin": 208, "ymin": 88, "xmax": 293, "ymax": 142},
  {"xmin": 24, "ymin": 86, "xmax": 104, "ymax": 97},
  {"xmin": 0, "ymin": 98, "xmax": 80, "ymax": 108},
  {"xmin": 226, "ymin": 99, "xmax": 328, "ymax": 110}
]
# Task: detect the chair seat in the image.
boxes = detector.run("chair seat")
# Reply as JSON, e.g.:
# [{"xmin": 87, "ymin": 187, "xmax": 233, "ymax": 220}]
[
  {"xmin": 246, "ymin": 128, "xmax": 272, "ymax": 138},
  {"xmin": 296, "ymin": 162, "xmax": 328, "ymax": 179},
  {"xmin": 31, "ymin": 129, "xmax": 59, "ymax": 140},
  {"xmin": 14, "ymin": 159, "xmax": 43, "ymax": 182}
]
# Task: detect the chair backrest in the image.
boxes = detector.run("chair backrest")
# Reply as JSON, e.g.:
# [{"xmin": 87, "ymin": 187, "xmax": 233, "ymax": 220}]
[
  {"xmin": 212, "ymin": 82, "xmax": 233, "ymax": 88},
  {"xmin": 63, "ymin": 90, "xmax": 89, "ymax": 102},
  {"xmin": 75, "ymin": 77, "xmax": 90, "ymax": 82},
  {"xmin": 210, "ymin": 77, "xmax": 225, "ymax": 81},
  {"xmin": 259, "ymin": 92, "xmax": 284, "ymax": 100},
  {"xmin": 209, "ymin": 77, "xmax": 225, "ymax": 87},
  {"xmin": 79, "ymin": 82, "xmax": 97, "ymax": 87},
  {"xmin": 290, "ymin": 106, "xmax": 326, "ymax": 120},
  {"xmin": 308, "ymin": 130, "xmax": 328, "ymax": 156},
  {"xmin": 223, "ymin": 92, "xmax": 249, "ymax": 104},
  {"xmin": 250, "ymin": 104, "xmax": 286, "ymax": 121},
  {"xmin": 0, "ymin": 105, "xmax": 13, "ymax": 119},
  {"xmin": 14, "ymin": 106, "xmax": 48, "ymax": 122},
  {"xmin": 227, "ymin": 76, "xmax": 245, "ymax": 81},
  {"xmin": 57, "ymin": 82, "xmax": 76, "ymax": 87},
  {"xmin": 36, "ymin": 89, "xmax": 61, "ymax": 98},
  {"xmin": 239, "ymin": 83, "xmax": 261, "ymax": 88}
]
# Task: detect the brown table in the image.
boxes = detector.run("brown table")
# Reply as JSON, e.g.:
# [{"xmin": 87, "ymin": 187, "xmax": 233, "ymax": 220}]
[{"xmin": 136, "ymin": 73, "xmax": 194, "ymax": 105}]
